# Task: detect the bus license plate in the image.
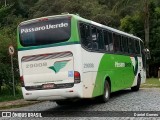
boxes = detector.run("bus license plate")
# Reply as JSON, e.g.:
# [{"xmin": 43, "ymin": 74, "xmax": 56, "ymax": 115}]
[{"xmin": 43, "ymin": 83, "xmax": 54, "ymax": 89}]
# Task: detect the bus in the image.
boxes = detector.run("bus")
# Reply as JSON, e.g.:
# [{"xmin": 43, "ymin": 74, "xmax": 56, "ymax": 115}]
[{"xmin": 17, "ymin": 14, "xmax": 147, "ymax": 105}]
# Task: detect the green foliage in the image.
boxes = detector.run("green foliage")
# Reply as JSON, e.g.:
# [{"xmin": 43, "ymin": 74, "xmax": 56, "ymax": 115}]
[
  {"xmin": 28, "ymin": 0, "xmax": 110, "ymax": 25},
  {"xmin": 0, "ymin": 5, "xmax": 12, "ymax": 27},
  {"xmin": 0, "ymin": 94, "xmax": 22, "ymax": 102},
  {"xmin": 120, "ymin": 13, "xmax": 144, "ymax": 40},
  {"xmin": 0, "ymin": 2, "xmax": 25, "ymax": 94},
  {"xmin": 149, "ymin": 5, "xmax": 160, "ymax": 64},
  {"xmin": 0, "ymin": 85, "xmax": 22, "ymax": 102}
]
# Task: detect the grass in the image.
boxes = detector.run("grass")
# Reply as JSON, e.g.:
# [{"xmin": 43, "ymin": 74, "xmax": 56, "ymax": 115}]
[
  {"xmin": 141, "ymin": 78, "xmax": 160, "ymax": 88},
  {"xmin": 0, "ymin": 102, "xmax": 40, "ymax": 110},
  {"xmin": 0, "ymin": 85, "xmax": 41, "ymax": 110},
  {"xmin": 0, "ymin": 94, "xmax": 23, "ymax": 102},
  {"xmin": 0, "ymin": 85, "xmax": 23, "ymax": 102}
]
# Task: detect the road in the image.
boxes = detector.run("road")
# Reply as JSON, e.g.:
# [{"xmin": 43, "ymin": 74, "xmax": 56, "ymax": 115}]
[{"xmin": 1, "ymin": 88, "xmax": 160, "ymax": 119}]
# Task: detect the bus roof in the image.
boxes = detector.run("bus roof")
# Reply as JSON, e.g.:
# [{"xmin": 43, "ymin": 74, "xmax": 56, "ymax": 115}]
[{"xmin": 19, "ymin": 14, "xmax": 142, "ymax": 42}]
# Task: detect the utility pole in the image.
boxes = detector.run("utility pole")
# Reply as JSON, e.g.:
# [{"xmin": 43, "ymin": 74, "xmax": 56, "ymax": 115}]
[
  {"xmin": 144, "ymin": 0, "xmax": 150, "ymax": 78},
  {"xmin": 144, "ymin": 0, "xmax": 149, "ymax": 49},
  {"xmin": 5, "ymin": 0, "xmax": 7, "ymax": 7},
  {"xmin": 9, "ymin": 45, "xmax": 15, "ymax": 96}
]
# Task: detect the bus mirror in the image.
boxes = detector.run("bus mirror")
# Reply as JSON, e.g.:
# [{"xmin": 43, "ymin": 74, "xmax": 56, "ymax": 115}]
[{"xmin": 144, "ymin": 48, "xmax": 151, "ymax": 60}]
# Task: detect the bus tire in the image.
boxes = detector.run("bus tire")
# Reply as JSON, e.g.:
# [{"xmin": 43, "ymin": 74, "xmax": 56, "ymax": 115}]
[
  {"xmin": 131, "ymin": 76, "xmax": 141, "ymax": 91},
  {"xmin": 98, "ymin": 80, "xmax": 110, "ymax": 103}
]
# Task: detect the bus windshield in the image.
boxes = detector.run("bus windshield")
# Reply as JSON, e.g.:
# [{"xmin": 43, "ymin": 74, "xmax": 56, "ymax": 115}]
[{"xmin": 19, "ymin": 17, "xmax": 71, "ymax": 46}]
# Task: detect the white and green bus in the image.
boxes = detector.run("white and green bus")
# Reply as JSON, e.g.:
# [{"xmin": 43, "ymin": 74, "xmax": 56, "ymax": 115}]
[{"xmin": 17, "ymin": 14, "xmax": 147, "ymax": 104}]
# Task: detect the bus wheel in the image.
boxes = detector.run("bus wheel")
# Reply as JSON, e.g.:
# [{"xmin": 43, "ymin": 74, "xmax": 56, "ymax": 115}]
[
  {"xmin": 131, "ymin": 76, "xmax": 141, "ymax": 91},
  {"xmin": 98, "ymin": 80, "xmax": 110, "ymax": 103}
]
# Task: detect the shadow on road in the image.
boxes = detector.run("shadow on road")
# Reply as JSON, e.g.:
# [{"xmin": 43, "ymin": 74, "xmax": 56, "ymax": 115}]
[{"xmin": 45, "ymin": 88, "xmax": 136, "ymax": 112}]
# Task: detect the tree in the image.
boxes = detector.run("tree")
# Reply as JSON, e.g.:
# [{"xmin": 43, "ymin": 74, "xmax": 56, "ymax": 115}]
[
  {"xmin": 120, "ymin": 14, "xmax": 144, "ymax": 39},
  {"xmin": 120, "ymin": 1, "xmax": 160, "ymax": 77},
  {"xmin": 28, "ymin": 0, "xmax": 113, "ymax": 25},
  {"xmin": 112, "ymin": 0, "xmax": 150, "ymax": 48}
]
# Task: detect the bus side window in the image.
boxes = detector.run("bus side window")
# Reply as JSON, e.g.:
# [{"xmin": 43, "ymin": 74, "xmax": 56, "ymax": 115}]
[
  {"xmin": 135, "ymin": 40, "xmax": 140, "ymax": 54},
  {"xmin": 128, "ymin": 38, "xmax": 132, "ymax": 53},
  {"xmin": 108, "ymin": 32, "xmax": 113, "ymax": 52},
  {"xmin": 114, "ymin": 34, "xmax": 121, "ymax": 52},
  {"xmin": 97, "ymin": 29, "xmax": 104, "ymax": 50},
  {"xmin": 128, "ymin": 39, "xmax": 135, "ymax": 54},
  {"xmin": 103, "ymin": 30, "xmax": 110, "ymax": 52},
  {"xmin": 120, "ymin": 35, "xmax": 123, "ymax": 52},
  {"xmin": 132, "ymin": 39, "xmax": 135, "ymax": 54},
  {"xmin": 123, "ymin": 37, "xmax": 129, "ymax": 53},
  {"xmin": 91, "ymin": 26, "xmax": 98, "ymax": 50},
  {"xmin": 91, "ymin": 26, "xmax": 104, "ymax": 51},
  {"xmin": 80, "ymin": 23, "xmax": 91, "ymax": 49},
  {"xmin": 121, "ymin": 36, "xmax": 125, "ymax": 53}
]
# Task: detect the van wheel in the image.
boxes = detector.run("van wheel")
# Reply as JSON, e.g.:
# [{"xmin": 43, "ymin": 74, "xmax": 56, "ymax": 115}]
[
  {"xmin": 131, "ymin": 76, "xmax": 141, "ymax": 91},
  {"xmin": 98, "ymin": 80, "xmax": 110, "ymax": 103}
]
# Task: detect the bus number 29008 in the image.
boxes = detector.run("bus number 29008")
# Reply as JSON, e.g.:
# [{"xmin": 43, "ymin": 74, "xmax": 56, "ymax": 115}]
[
  {"xmin": 26, "ymin": 62, "xmax": 47, "ymax": 68},
  {"xmin": 84, "ymin": 63, "xmax": 94, "ymax": 68}
]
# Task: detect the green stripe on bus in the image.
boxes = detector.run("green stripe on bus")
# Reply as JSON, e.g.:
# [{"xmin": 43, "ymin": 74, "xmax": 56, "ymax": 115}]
[
  {"xmin": 18, "ymin": 41, "xmax": 80, "ymax": 51},
  {"xmin": 92, "ymin": 54, "xmax": 135, "ymax": 97}
]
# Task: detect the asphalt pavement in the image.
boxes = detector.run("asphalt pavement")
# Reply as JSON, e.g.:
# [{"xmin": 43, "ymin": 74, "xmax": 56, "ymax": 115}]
[{"xmin": 1, "ymin": 88, "xmax": 160, "ymax": 120}]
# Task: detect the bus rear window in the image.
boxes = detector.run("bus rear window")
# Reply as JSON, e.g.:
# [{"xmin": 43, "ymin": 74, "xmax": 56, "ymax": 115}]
[{"xmin": 19, "ymin": 17, "xmax": 71, "ymax": 46}]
